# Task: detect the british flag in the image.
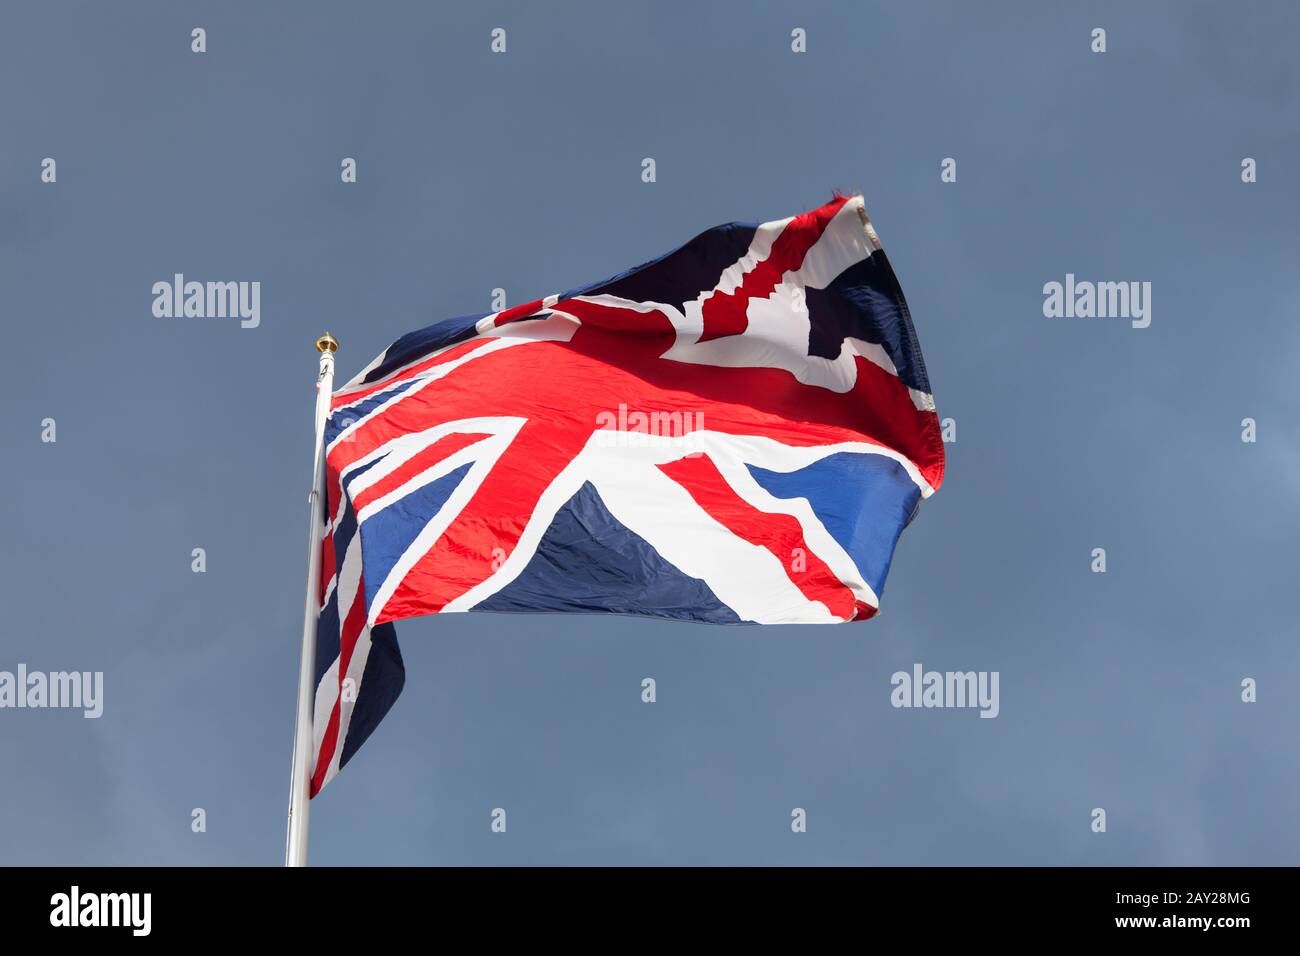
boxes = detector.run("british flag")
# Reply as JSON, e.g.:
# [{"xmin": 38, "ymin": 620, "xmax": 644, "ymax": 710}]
[{"xmin": 308, "ymin": 194, "xmax": 945, "ymax": 795}]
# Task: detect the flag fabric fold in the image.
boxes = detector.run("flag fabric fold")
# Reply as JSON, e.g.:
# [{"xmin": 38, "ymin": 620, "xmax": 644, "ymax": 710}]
[{"xmin": 308, "ymin": 194, "xmax": 945, "ymax": 795}]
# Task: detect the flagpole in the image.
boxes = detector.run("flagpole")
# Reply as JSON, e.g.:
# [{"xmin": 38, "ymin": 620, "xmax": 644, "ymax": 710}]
[{"xmin": 285, "ymin": 330, "xmax": 339, "ymax": 867}]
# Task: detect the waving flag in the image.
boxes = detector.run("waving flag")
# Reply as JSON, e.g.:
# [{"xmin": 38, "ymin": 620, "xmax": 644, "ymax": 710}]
[{"xmin": 308, "ymin": 194, "xmax": 945, "ymax": 794}]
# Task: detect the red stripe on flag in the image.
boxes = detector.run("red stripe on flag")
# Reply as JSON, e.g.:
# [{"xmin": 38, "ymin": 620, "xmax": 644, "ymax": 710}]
[
  {"xmin": 698, "ymin": 195, "xmax": 850, "ymax": 343},
  {"xmin": 310, "ymin": 577, "xmax": 370, "ymax": 797},
  {"xmin": 657, "ymin": 452, "xmax": 860, "ymax": 621},
  {"xmin": 330, "ymin": 338, "xmax": 492, "ymax": 408},
  {"xmin": 552, "ymin": 297, "xmax": 677, "ymax": 336},
  {"xmin": 375, "ymin": 417, "xmax": 593, "ymax": 622},
  {"xmin": 491, "ymin": 298, "xmax": 546, "ymax": 328},
  {"xmin": 351, "ymin": 432, "xmax": 489, "ymax": 515}
]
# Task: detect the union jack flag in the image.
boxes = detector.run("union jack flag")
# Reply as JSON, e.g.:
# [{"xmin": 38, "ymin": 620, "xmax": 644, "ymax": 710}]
[{"xmin": 309, "ymin": 195, "xmax": 945, "ymax": 795}]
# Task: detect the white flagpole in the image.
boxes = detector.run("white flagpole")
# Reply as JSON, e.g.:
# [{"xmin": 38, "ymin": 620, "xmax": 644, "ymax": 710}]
[{"xmin": 285, "ymin": 331, "xmax": 339, "ymax": 867}]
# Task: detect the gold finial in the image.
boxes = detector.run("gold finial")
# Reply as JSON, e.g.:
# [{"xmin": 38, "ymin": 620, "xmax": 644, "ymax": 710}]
[{"xmin": 316, "ymin": 331, "xmax": 339, "ymax": 353}]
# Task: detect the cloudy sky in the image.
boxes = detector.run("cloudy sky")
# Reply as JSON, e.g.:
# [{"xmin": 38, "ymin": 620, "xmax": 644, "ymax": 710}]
[{"xmin": 1, "ymin": 0, "xmax": 1297, "ymax": 865}]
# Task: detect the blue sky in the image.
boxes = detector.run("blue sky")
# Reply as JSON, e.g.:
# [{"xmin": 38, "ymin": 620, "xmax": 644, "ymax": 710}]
[{"xmin": 1, "ymin": 0, "xmax": 1297, "ymax": 865}]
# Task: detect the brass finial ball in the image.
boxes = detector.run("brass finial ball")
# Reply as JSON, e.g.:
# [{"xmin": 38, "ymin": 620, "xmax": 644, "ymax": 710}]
[{"xmin": 316, "ymin": 331, "xmax": 339, "ymax": 353}]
